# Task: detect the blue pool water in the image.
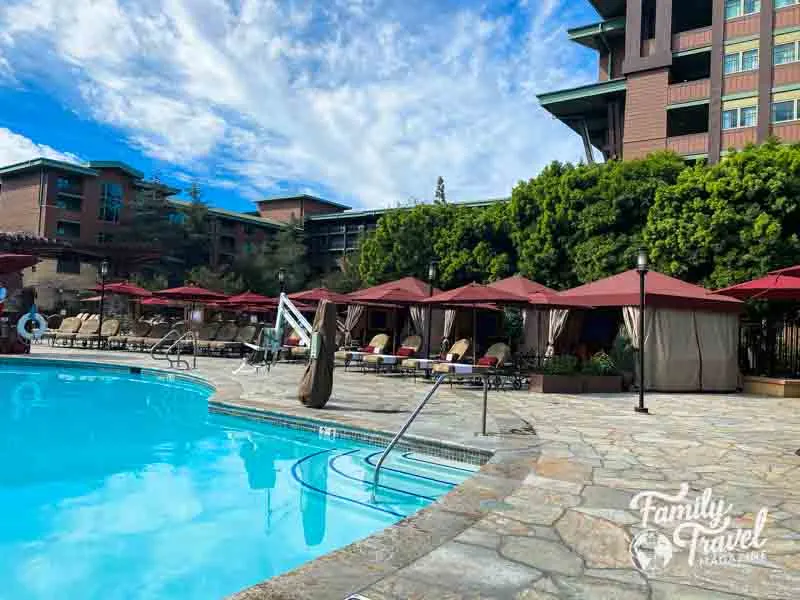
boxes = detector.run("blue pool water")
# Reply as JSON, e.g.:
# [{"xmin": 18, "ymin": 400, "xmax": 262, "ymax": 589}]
[{"xmin": 0, "ymin": 360, "xmax": 477, "ymax": 599}]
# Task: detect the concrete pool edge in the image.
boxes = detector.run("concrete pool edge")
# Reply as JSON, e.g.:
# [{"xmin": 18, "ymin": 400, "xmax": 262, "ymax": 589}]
[{"xmin": 11, "ymin": 354, "xmax": 541, "ymax": 600}]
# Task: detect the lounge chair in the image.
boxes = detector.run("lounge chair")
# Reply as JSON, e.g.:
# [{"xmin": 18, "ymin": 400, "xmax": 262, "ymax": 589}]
[
  {"xmin": 193, "ymin": 322, "xmax": 222, "ymax": 355},
  {"xmin": 432, "ymin": 341, "xmax": 511, "ymax": 384},
  {"xmin": 74, "ymin": 318, "xmax": 120, "ymax": 348},
  {"xmin": 114, "ymin": 321, "xmax": 152, "ymax": 351},
  {"xmin": 363, "ymin": 335, "xmax": 422, "ymax": 373},
  {"xmin": 60, "ymin": 319, "xmax": 100, "ymax": 347},
  {"xmin": 43, "ymin": 317, "xmax": 80, "ymax": 345},
  {"xmin": 225, "ymin": 324, "xmax": 259, "ymax": 357},
  {"xmin": 141, "ymin": 322, "xmax": 173, "ymax": 352},
  {"xmin": 203, "ymin": 322, "xmax": 240, "ymax": 356},
  {"xmin": 335, "ymin": 333, "xmax": 390, "ymax": 370}
]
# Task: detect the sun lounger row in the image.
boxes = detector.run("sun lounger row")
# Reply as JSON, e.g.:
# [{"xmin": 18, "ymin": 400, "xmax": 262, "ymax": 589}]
[
  {"xmin": 109, "ymin": 321, "xmax": 260, "ymax": 356},
  {"xmin": 42, "ymin": 317, "xmax": 122, "ymax": 348},
  {"xmin": 333, "ymin": 335, "xmax": 513, "ymax": 381}
]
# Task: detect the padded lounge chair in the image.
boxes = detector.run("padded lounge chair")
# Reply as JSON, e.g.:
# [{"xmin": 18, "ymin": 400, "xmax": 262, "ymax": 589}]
[
  {"xmin": 61, "ymin": 319, "xmax": 100, "ymax": 347},
  {"xmin": 335, "ymin": 333, "xmax": 390, "ymax": 370},
  {"xmin": 363, "ymin": 335, "xmax": 422, "ymax": 372},
  {"xmin": 141, "ymin": 322, "xmax": 173, "ymax": 352},
  {"xmin": 224, "ymin": 324, "xmax": 259, "ymax": 357},
  {"xmin": 115, "ymin": 321, "xmax": 152, "ymax": 351},
  {"xmin": 75, "ymin": 319, "xmax": 120, "ymax": 348},
  {"xmin": 44, "ymin": 317, "xmax": 81, "ymax": 345},
  {"xmin": 204, "ymin": 322, "xmax": 240, "ymax": 356},
  {"xmin": 193, "ymin": 322, "xmax": 222, "ymax": 355}
]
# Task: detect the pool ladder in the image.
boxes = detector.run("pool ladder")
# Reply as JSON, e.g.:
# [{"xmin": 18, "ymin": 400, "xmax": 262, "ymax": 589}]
[
  {"xmin": 372, "ymin": 374, "xmax": 446, "ymax": 498},
  {"xmin": 150, "ymin": 328, "xmax": 198, "ymax": 370}
]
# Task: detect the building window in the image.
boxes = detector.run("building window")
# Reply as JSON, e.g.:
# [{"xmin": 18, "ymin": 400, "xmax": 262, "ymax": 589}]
[
  {"xmin": 774, "ymin": 41, "xmax": 799, "ymax": 65},
  {"xmin": 772, "ymin": 99, "xmax": 798, "ymax": 122},
  {"xmin": 98, "ymin": 182, "xmax": 123, "ymax": 223},
  {"xmin": 56, "ymin": 221, "xmax": 81, "ymax": 239},
  {"xmin": 56, "ymin": 256, "xmax": 81, "ymax": 274},
  {"xmin": 725, "ymin": 0, "xmax": 760, "ymax": 18},
  {"xmin": 723, "ymin": 106, "xmax": 758, "ymax": 129},
  {"xmin": 724, "ymin": 48, "xmax": 759, "ymax": 74},
  {"xmin": 776, "ymin": 0, "xmax": 799, "ymax": 8},
  {"xmin": 96, "ymin": 232, "xmax": 114, "ymax": 245},
  {"xmin": 56, "ymin": 175, "xmax": 82, "ymax": 195},
  {"xmin": 56, "ymin": 196, "xmax": 82, "ymax": 211},
  {"xmin": 219, "ymin": 235, "xmax": 237, "ymax": 253},
  {"xmin": 168, "ymin": 211, "xmax": 186, "ymax": 225}
]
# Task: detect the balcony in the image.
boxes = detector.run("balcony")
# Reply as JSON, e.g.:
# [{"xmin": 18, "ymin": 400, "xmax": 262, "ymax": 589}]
[
  {"xmin": 667, "ymin": 133, "xmax": 709, "ymax": 156},
  {"xmin": 668, "ymin": 79, "xmax": 710, "ymax": 105},
  {"xmin": 672, "ymin": 27, "xmax": 712, "ymax": 53}
]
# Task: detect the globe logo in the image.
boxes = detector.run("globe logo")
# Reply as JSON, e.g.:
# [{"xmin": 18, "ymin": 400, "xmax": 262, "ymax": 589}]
[{"xmin": 630, "ymin": 529, "xmax": 674, "ymax": 574}]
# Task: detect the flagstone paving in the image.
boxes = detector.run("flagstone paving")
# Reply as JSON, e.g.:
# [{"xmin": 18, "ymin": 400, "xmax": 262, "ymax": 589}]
[{"xmin": 23, "ymin": 347, "xmax": 800, "ymax": 599}]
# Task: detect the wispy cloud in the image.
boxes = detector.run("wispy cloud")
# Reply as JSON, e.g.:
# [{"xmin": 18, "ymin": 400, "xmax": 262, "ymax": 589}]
[
  {"xmin": 0, "ymin": 0, "xmax": 594, "ymax": 208},
  {"xmin": 0, "ymin": 127, "xmax": 83, "ymax": 165}
]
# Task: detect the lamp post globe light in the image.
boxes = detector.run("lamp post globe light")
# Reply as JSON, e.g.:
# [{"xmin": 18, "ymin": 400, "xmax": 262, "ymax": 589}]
[
  {"xmin": 635, "ymin": 249, "xmax": 649, "ymax": 414},
  {"xmin": 425, "ymin": 260, "xmax": 438, "ymax": 359},
  {"xmin": 278, "ymin": 268, "xmax": 286, "ymax": 295},
  {"xmin": 98, "ymin": 259, "xmax": 109, "ymax": 348}
]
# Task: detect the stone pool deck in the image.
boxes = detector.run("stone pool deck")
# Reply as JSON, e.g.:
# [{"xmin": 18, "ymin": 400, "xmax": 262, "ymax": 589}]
[{"xmin": 23, "ymin": 346, "xmax": 800, "ymax": 599}]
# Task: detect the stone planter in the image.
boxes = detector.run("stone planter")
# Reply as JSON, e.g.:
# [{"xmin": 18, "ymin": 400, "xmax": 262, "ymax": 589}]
[
  {"xmin": 581, "ymin": 374, "xmax": 623, "ymax": 393},
  {"xmin": 529, "ymin": 373, "xmax": 583, "ymax": 394}
]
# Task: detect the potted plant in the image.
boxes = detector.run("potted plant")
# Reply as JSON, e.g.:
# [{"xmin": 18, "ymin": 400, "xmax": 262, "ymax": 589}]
[
  {"xmin": 581, "ymin": 351, "xmax": 623, "ymax": 393},
  {"xmin": 529, "ymin": 355, "xmax": 583, "ymax": 394}
]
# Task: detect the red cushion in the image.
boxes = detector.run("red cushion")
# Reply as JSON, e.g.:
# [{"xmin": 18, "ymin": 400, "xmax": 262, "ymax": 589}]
[
  {"xmin": 397, "ymin": 347, "xmax": 415, "ymax": 357},
  {"xmin": 285, "ymin": 338, "xmax": 299, "ymax": 346},
  {"xmin": 478, "ymin": 356, "xmax": 499, "ymax": 367},
  {"xmin": 360, "ymin": 345, "xmax": 374, "ymax": 353}
]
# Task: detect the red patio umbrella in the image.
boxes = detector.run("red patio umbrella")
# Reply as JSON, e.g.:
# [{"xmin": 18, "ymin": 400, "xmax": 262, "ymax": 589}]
[
  {"xmin": 222, "ymin": 291, "xmax": 277, "ymax": 306},
  {"xmin": 289, "ymin": 287, "xmax": 351, "ymax": 304},
  {"xmin": 714, "ymin": 273, "xmax": 800, "ymax": 301},
  {"xmin": 91, "ymin": 281, "xmax": 153, "ymax": 297},
  {"xmin": 154, "ymin": 285, "xmax": 228, "ymax": 303},
  {"xmin": 0, "ymin": 253, "xmax": 39, "ymax": 275},
  {"xmin": 424, "ymin": 283, "xmax": 530, "ymax": 363},
  {"xmin": 140, "ymin": 297, "xmax": 180, "ymax": 307}
]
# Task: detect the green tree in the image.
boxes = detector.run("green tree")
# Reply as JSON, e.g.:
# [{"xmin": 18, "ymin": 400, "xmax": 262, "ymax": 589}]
[
  {"xmin": 510, "ymin": 152, "xmax": 686, "ymax": 288},
  {"xmin": 435, "ymin": 176, "xmax": 447, "ymax": 204},
  {"xmin": 645, "ymin": 140, "xmax": 800, "ymax": 288},
  {"xmin": 187, "ymin": 265, "xmax": 244, "ymax": 294}
]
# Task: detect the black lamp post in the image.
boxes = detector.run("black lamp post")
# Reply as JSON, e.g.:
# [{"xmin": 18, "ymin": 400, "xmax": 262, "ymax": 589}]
[
  {"xmin": 425, "ymin": 260, "xmax": 438, "ymax": 358},
  {"xmin": 635, "ymin": 249, "xmax": 649, "ymax": 414},
  {"xmin": 278, "ymin": 268, "xmax": 286, "ymax": 295},
  {"xmin": 98, "ymin": 259, "xmax": 109, "ymax": 349}
]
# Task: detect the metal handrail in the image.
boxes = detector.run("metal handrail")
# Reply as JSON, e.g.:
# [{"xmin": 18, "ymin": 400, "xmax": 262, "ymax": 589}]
[
  {"xmin": 166, "ymin": 331, "xmax": 197, "ymax": 370},
  {"xmin": 150, "ymin": 328, "xmax": 181, "ymax": 360},
  {"xmin": 149, "ymin": 328, "xmax": 197, "ymax": 370},
  {"xmin": 372, "ymin": 374, "xmax": 447, "ymax": 497}
]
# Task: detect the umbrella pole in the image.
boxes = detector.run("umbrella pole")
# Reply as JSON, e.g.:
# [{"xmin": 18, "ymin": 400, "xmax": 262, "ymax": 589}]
[{"xmin": 473, "ymin": 307, "xmax": 477, "ymax": 365}]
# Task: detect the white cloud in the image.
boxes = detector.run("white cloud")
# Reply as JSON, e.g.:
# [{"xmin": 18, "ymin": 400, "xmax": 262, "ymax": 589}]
[
  {"xmin": 0, "ymin": 0, "xmax": 594, "ymax": 208},
  {"xmin": 0, "ymin": 127, "xmax": 82, "ymax": 165}
]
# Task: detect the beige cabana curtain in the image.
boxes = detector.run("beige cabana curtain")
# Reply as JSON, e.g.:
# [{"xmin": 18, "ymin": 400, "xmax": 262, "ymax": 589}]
[
  {"xmin": 623, "ymin": 307, "xmax": 738, "ymax": 392},
  {"xmin": 522, "ymin": 308, "xmax": 549, "ymax": 355},
  {"xmin": 546, "ymin": 309, "xmax": 570, "ymax": 356},
  {"xmin": 343, "ymin": 304, "xmax": 364, "ymax": 344},
  {"xmin": 442, "ymin": 309, "xmax": 456, "ymax": 346},
  {"xmin": 694, "ymin": 311, "xmax": 739, "ymax": 392}
]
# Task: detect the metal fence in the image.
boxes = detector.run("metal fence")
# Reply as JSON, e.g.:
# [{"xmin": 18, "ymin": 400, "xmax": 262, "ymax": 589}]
[{"xmin": 739, "ymin": 319, "xmax": 800, "ymax": 378}]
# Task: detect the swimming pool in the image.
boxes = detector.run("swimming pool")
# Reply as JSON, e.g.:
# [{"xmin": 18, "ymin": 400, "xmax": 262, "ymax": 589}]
[{"xmin": 0, "ymin": 359, "xmax": 477, "ymax": 599}]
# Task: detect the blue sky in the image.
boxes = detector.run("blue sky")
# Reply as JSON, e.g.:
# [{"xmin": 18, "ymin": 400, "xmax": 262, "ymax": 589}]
[{"xmin": 0, "ymin": 0, "xmax": 599, "ymax": 212}]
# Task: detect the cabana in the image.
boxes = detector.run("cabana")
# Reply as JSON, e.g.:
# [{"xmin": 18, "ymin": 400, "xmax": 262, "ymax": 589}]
[
  {"xmin": 489, "ymin": 275, "xmax": 556, "ymax": 357},
  {"xmin": 554, "ymin": 270, "xmax": 742, "ymax": 392},
  {"xmin": 345, "ymin": 277, "xmax": 443, "ymax": 354}
]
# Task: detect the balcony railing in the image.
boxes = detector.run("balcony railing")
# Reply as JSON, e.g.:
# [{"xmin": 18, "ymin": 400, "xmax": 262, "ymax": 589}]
[
  {"xmin": 672, "ymin": 27, "xmax": 712, "ymax": 53},
  {"xmin": 667, "ymin": 79, "xmax": 710, "ymax": 105},
  {"xmin": 667, "ymin": 132, "xmax": 709, "ymax": 156}
]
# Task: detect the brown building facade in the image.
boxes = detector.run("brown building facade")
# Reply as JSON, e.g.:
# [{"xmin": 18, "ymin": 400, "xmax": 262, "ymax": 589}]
[{"xmin": 538, "ymin": 0, "xmax": 800, "ymax": 163}]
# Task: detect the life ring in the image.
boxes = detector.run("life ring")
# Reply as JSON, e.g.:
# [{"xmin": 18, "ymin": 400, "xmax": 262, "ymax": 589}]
[{"xmin": 17, "ymin": 312, "xmax": 47, "ymax": 341}]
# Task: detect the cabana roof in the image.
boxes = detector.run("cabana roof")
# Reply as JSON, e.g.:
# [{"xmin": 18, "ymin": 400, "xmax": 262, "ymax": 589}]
[
  {"xmin": 489, "ymin": 275, "xmax": 555, "ymax": 297},
  {"xmin": 556, "ymin": 269, "xmax": 742, "ymax": 312},
  {"xmin": 349, "ymin": 276, "xmax": 440, "ymax": 303},
  {"xmin": 425, "ymin": 282, "xmax": 529, "ymax": 306}
]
